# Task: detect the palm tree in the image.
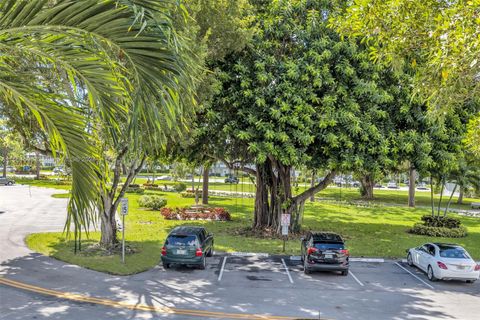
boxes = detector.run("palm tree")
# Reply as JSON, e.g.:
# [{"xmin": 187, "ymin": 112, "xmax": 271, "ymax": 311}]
[{"xmin": 0, "ymin": 0, "xmax": 195, "ymax": 248}]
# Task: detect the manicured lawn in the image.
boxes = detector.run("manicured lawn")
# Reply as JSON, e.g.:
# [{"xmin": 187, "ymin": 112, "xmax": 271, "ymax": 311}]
[{"xmin": 26, "ymin": 189, "xmax": 480, "ymax": 275}]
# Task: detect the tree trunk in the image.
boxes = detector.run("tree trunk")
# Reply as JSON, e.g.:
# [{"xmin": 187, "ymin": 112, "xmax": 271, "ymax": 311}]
[
  {"xmin": 437, "ymin": 177, "xmax": 445, "ymax": 217},
  {"xmin": 430, "ymin": 176, "xmax": 435, "ymax": 216},
  {"xmin": 444, "ymin": 184, "xmax": 457, "ymax": 217},
  {"xmin": 252, "ymin": 158, "xmax": 335, "ymax": 234},
  {"xmin": 35, "ymin": 150, "xmax": 41, "ymax": 180},
  {"xmin": 310, "ymin": 172, "xmax": 315, "ymax": 202},
  {"xmin": 360, "ymin": 174, "xmax": 374, "ymax": 200},
  {"xmin": 202, "ymin": 165, "xmax": 209, "ymax": 205},
  {"xmin": 2, "ymin": 146, "xmax": 7, "ymax": 178},
  {"xmin": 408, "ymin": 166, "xmax": 416, "ymax": 207},
  {"xmin": 457, "ymin": 186, "xmax": 464, "ymax": 204},
  {"xmin": 100, "ymin": 196, "xmax": 118, "ymax": 248}
]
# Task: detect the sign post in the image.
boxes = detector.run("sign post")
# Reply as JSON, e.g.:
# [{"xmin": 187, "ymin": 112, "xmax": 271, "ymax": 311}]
[
  {"xmin": 281, "ymin": 214, "xmax": 291, "ymax": 252},
  {"xmin": 120, "ymin": 198, "xmax": 128, "ymax": 263}
]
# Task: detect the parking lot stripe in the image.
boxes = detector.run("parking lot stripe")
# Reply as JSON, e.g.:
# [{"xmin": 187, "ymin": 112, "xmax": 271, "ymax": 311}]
[
  {"xmin": 349, "ymin": 270, "xmax": 364, "ymax": 287},
  {"xmin": 394, "ymin": 262, "xmax": 434, "ymax": 290},
  {"xmin": 281, "ymin": 259, "xmax": 294, "ymax": 284},
  {"xmin": 218, "ymin": 256, "xmax": 227, "ymax": 281}
]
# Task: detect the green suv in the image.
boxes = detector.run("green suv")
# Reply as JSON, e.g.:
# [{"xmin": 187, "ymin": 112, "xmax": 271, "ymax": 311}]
[{"xmin": 161, "ymin": 226, "xmax": 214, "ymax": 270}]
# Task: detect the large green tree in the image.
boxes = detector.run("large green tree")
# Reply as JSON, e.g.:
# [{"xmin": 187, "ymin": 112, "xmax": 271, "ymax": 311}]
[
  {"xmin": 208, "ymin": 0, "xmax": 399, "ymax": 232},
  {"xmin": 0, "ymin": 0, "xmax": 195, "ymax": 248}
]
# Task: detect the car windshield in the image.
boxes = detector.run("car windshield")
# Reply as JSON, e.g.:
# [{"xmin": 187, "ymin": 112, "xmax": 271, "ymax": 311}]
[
  {"xmin": 314, "ymin": 242, "xmax": 344, "ymax": 250},
  {"xmin": 439, "ymin": 247, "xmax": 469, "ymax": 259},
  {"xmin": 166, "ymin": 235, "xmax": 197, "ymax": 246}
]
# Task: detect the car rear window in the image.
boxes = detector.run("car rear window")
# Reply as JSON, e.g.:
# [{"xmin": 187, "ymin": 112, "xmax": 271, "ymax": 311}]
[
  {"xmin": 314, "ymin": 242, "xmax": 345, "ymax": 250},
  {"xmin": 166, "ymin": 235, "xmax": 197, "ymax": 246},
  {"xmin": 439, "ymin": 248, "xmax": 469, "ymax": 259}
]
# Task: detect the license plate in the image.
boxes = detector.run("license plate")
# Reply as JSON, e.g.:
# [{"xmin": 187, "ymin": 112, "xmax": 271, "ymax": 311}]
[
  {"xmin": 325, "ymin": 254, "xmax": 333, "ymax": 259},
  {"xmin": 457, "ymin": 265, "xmax": 466, "ymax": 270},
  {"xmin": 176, "ymin": 249, "xmax": 186, "ymax": 255}
]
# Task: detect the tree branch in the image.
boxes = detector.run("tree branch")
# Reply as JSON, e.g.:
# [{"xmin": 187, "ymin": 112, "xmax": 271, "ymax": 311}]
[
  {"xmin": 292, "ymin": 171, "xmax": 336, "ymax": 204},
  {"xmin": 207, "ymin": 154, "xmax": 257, "ymax": 176}
]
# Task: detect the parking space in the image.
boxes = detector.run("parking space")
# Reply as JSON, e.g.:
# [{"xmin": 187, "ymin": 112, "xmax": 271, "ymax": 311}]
[{"xmin": 217, "ymin": 256, "xmax": 295, "ymax": 289}]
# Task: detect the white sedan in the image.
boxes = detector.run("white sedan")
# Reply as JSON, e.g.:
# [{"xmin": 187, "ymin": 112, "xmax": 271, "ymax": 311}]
[{"xmin": 407, "ymin": 243, "xmax": 479, "ymax": 283}]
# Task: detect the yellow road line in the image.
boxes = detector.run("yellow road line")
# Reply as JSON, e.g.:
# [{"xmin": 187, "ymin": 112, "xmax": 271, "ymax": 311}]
[{"xmin": 0, "ymin": 277, "xmax": 303, "ymax": 320}]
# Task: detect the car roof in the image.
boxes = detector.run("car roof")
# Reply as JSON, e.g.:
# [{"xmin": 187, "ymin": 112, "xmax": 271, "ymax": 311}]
[
  {"xmin": 433, "ymin": 243, "xmax": 462, "ymax": 249},
  {"xmin": 310, "ymin": 232, "xmax": 344, "ymax": 242},
  {"xmin": 170, "ymin": 226, "xmax": 205, "ymax": 236}
]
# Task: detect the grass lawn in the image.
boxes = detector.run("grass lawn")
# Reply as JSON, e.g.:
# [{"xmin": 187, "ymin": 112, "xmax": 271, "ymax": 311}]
[{"xmin": 26, "ymin": 188, "xmax": 480, "ymax": 275}]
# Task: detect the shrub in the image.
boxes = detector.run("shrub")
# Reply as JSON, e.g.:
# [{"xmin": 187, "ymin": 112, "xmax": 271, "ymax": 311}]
[
  {"xmin": 143, "ymin": 183, "xmax": 158, "ymax": 188},
  {"xmin": 138, "ymin": 195, "xmax": 167, "ymax": 210},
  {"xmin": 180, "ymin": 191, "xmax": 202, "ymax": 198},
  {"xmin": 420, "ymin": 215, "xmax": 461, "ymax": 229},
  {"xmin": 160, "ymin": 206, "xmax": 231, "ymax": 221},
  {"xmin": 126, "ymin": 186, "xmax": 144, "ymax": 194},
  {"xmin": 173, "ymin": 182, "xmax": 187, "ymax": 192},
  {"xmin": 409, "ymin": 223, "xmax": 467, "ymax": 238}
]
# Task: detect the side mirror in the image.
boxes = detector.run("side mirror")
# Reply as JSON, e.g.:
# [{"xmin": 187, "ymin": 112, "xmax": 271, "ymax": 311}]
[{"xmin": 300, "ymin": 237, "xmax": 305, "ymax": 242}]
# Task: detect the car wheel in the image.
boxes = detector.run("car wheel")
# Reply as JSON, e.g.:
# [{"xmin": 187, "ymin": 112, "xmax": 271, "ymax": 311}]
[
  {"xmin": 207, "ymin": 245, "xmax": 213, "ymax": 257},
  {"xmin": 303, "ymin": 259, "xmax": 311, "ymax": 274},
  {"xmin": 198, "ymin": 257, "xmax": 206, "ymax": 270},
  {"xmin": 427, "ymin": 265, "xmax": 437, "ymax": 282},
  {"xmin": 341, "ymin": 270, "xmax": 349, "ymax": 276},
  {"xmin": 407, "ymin": 253, "xmax": 414, "ymax": 267},
  {"xmin": 162, "ymin": 262, "xmax": 170, "ymax": 269},
  {"xmin": 466, "ymin": 280, "xmax": 476, "ymax": 284},
  {"xmin": 7, "ymin": 181, "xmax": 13, "ymax": 186}
]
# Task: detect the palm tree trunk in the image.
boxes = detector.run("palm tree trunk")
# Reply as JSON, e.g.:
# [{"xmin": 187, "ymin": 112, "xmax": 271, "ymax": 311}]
[{"xmin": 408, "ymin": 166, "xmax": 416, "ymax": 207}]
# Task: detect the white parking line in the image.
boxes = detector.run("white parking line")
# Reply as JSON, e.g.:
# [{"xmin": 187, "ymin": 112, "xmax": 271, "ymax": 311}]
[
  {"xmin": 394, "ymin": 262, "xmax": 434, "ymax": 289},
  {"xmin": 218, "ymin": 257, "xmax": 227, "ymax": 281},
  {"xmin": 281, "ymin": 258, "xmax": 294, "ymax": 284},
  {"xmin": 349, "ymin": 270, "xmax": 364, "ymax": 287}
]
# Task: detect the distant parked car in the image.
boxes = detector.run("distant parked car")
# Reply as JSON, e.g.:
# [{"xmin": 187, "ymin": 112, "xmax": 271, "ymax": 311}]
[
  {"xmin": 387, "ymin": 181, "xmax": 398, "ymax": 189},
  {"xmin": 374, "ymin": 183, "xmax": 384, "ymax": 188},
  {"xmin": 6, "ymin": 166, "xmax": 15, "ymax": 173},
  {"xmin": 157, "ymin": 175, "xmax": 173, "ymax": 181},
  {"xmin": 350, "ymin": 181, "xmax": 361, "ymax": 187},
  {"xmin": 301, "ymin": 232, "xmax": 349, "ymax": 275},
  {"xmin": 224, "ymin": 176, "xmax": 239, "ymax": 184},
  {"xmin": 0, "ymin": 177, "xmax": 15, "ymax": 185},
  {"xmin": 417, "ymin": 182, "xmax": 428, "ymax": 190},
  {"xmin": 53, "ymin": 166, "xmax": 65, "ymax": 175},
  {"xmin": 407, "ymin": 243, "xmax": 479, "ymax": 283},
  {"xmin": 161, "ymin": 226, "xmax": 214, "ymax": 270}
]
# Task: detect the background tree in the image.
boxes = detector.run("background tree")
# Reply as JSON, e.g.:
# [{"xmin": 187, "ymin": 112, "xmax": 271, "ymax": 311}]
[{"xmin": 334, "ymin": 0, "xmax": 480, "ymax": 154}]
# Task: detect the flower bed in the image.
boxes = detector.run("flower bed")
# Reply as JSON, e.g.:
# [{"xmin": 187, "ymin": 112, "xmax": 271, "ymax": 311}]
[{"xmin": 160, "ymin": 206, "xmax": 231, "ymax": 221}]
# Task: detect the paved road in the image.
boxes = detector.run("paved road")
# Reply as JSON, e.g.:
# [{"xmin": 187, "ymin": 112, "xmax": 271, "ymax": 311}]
[{"xmin": 0, "ymin": 185, "xmax": 479, "ymax": 319}]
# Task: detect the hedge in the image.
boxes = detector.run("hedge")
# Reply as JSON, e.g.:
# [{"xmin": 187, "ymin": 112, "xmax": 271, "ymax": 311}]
[
  {"xmin": 137, "ymin": 195, "xmax": 167, "ymax": 210},
  {"xmin": 421, "ymin": 215, "xmax": 462, "ymax": 228},
  {"xmin": 409, "ymin": 223, "xmax": 467, "ymax": 238}
]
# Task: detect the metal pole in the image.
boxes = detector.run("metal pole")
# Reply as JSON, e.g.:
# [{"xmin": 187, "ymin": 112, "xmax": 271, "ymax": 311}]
[{"xmin": 122, "ymin": 214, "xmax": 125, "ymax": 263}]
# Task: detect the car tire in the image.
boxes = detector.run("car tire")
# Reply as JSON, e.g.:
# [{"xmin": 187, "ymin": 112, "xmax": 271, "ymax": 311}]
[
  {"xmin": 303, "ymin": 260, "xmax": 311, "ymax": 274},
  {"xmin": 341, "ymin": 270, "xmax": 349, "ymax": 276},
  {"xmin": 407, "ymin": 253, "xmax": 414, "ymax": 267},
  {"xmin": 207, "ymin": 245, "xmax": 213, "ymax": 257},
  {"xmin": 198, "ymin": 257, "xmax": 206, "ymax": 270},
  {"xmin": 466, "ymin": 280, "xmax": 476, "ymax": 284},
  {"xmin": 7, "ymin": 181, "xmax": 13, "ymax": 186},
  {"xmin": 162, "ymin": 262, "xmax": 170, "ymax": 269},
  {"xmin": 427, "ymin": 265, "xmax": 437, "ymax": 282}
]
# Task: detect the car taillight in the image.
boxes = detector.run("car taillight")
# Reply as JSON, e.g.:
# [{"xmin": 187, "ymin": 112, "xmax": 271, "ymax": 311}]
[
  {"xmin": 437, "ymin": 261, "xmax": 448, "ymax": 270},
  {"xmin": 307, "ymin": 247, "xmax": 317, "ymax": 255},
  {"xmin": 161, "ymin": 246, "xmax": 167, "ymax": 256},
  {"xmin": 475, "ymin": 264, "xmax": 480, "ymax": 271},
  {"xmin": 340, "ymin": 249, "xmax": 350, "ymax": 256},
  {"xmin": 196, "ymin": 248, "xmax": 203, "ymax": 257}
]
